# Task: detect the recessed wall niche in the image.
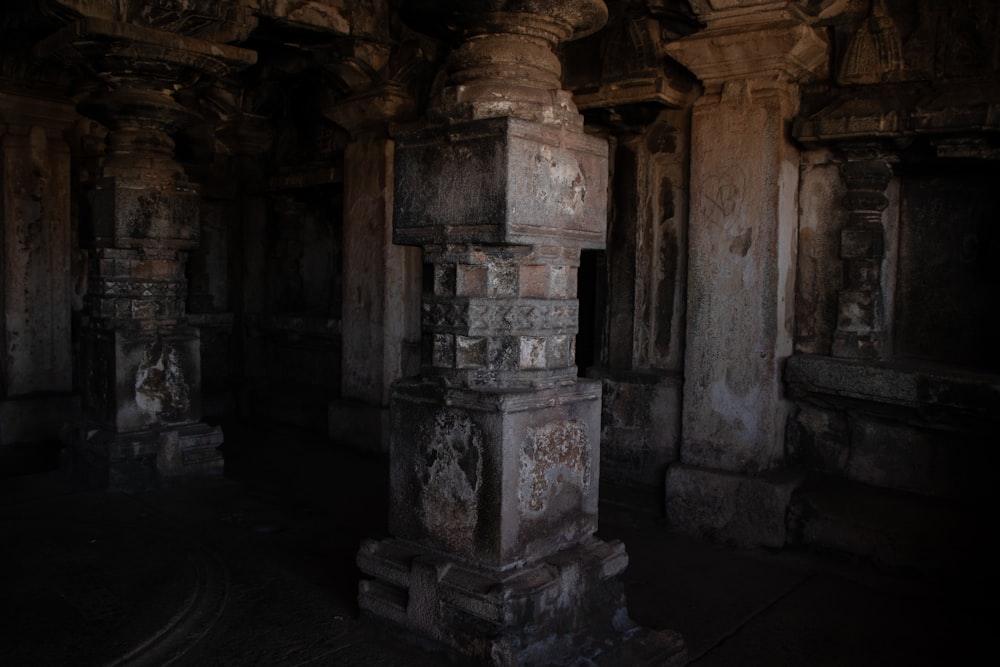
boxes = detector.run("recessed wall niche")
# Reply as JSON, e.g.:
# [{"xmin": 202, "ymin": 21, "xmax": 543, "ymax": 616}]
[{"xmin": 894, "ymin": 159, "xmax": 1000, "ymax": 373}]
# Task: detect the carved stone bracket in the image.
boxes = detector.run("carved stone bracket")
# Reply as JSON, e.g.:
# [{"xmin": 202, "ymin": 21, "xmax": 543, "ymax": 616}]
[
  {"xmin": 665, "ymin": 0, "xmax": 833, "ymax": 96},
  {"xmin": 402, "ymin": 0, "xmax": 608, "ymax": 127},
  {"xmin": 563, "ymin": 2, "xmax": 700, "ymax": 112}
]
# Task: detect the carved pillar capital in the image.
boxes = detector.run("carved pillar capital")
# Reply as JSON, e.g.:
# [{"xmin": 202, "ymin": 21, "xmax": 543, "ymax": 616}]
[
  {"xmin": 404, "ymin": 0, "xmax": 608, "ymax": 126},
  {"xmin": 665, "ymin": 0, "xmax": 832, "ymax": 97}
]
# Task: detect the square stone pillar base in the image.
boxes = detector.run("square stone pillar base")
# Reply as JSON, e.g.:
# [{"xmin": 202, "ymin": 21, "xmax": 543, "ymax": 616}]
[{"xmin": 358, "ymin": 535, "xmax": 686, "ymax": 666}]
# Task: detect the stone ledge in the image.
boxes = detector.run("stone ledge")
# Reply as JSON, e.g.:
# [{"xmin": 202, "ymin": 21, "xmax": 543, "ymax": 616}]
[
  {"xmin": 794, "ymin": 80, "xmax": 1000, "ymax": 145},
  {"xmin": 785, "ymin": 354, "xmax": 1000, "ymax": 417}
]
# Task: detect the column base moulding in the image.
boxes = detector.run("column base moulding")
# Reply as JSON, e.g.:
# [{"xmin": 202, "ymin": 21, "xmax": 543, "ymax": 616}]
[{"xmin": 357, "ymin": 535, "xmax": 686, "ymax": 666}]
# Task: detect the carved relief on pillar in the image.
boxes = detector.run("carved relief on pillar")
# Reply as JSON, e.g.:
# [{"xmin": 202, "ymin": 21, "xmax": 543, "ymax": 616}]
[{"xmin": 831, "ymin": 143, "xmax": 894, "ymax": 359}]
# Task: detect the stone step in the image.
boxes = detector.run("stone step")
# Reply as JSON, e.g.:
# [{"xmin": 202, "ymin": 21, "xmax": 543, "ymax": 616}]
[{"xmin": 786, "ymin": 477, "xmax": 981, "ymax": 577}]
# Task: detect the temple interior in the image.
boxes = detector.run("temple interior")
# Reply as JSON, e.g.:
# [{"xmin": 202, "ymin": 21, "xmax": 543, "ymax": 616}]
[{"xmin": 1, "ymin": 1, "xmax": 997, "ymax": 664}]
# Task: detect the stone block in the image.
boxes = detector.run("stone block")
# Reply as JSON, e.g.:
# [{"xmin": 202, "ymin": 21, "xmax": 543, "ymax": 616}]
[
  {"xmin": 592, "ymin": 370, "xmax": 681, "ymax": 488},
  {"xmin": 665, "ymin": 464, "xmax": 802, "ymax": 548},
  {"xmin": 389, "ymin": 379, "xmax": 602, "ymax": 568},
  {"xmin": 156, "ymin": 423, "xmax": 224, "ymax": 481},
  {"xmin": 393, "ymin": 116, "xmax": 608, "ymax": 249},
  {"xmin": 113, "ymin": 330, "xmax": 202, "ymax": 432},
  {"xmin": 93, "ymin": 179, "xmax": 199, "ymax": 246},
  {"xmin": 785, "ymin": 354, "xmax": 1000, "ymax": 416},
  {"xmin": 786, "ymin": 404, "xmax": 850, "ymax": 473}
]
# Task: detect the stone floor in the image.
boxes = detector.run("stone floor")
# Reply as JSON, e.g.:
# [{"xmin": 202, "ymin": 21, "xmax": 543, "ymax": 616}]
[{"xmin": 0, "ymin": 419, "xmax": 992, "ymax": 666}]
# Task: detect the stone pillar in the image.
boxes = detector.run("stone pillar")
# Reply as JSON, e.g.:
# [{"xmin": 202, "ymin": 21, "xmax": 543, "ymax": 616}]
[
  {"xmin": 357, "ymin": 1, "xmax": 683, "ymax": 663},
  {"xmin": 663, "ymin": 2, "xmax": 829, "ymax": 546},
  {"xmin": 0, "ymin": 93, "xmax": 79, "ymax": 456},
  {"xmin": 35, "ymin": 19, "xmax": 255, "ymax": 490},
  {"xmin": 325, "ymin": 85, "xmax": 422, "ymax": 452},
  {"xmin": 589, "ymin": 110, "xmax": 690, "ymax": 502},
  {"xmin": 832, "ymin": 144, "xmax": 894, "ymax": 359}
]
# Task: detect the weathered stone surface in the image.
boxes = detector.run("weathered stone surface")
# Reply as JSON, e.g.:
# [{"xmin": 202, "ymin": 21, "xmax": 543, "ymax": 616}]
[
  {"xmin": 338, "ymin": 135, "xmax": 420, "ymax": 409},
  {"xmin": 666, "ymin": 464, "xmax": 802, "ymax": 548},
  {"xmin": 787, "ymin": 478, "xmax": 975, "ymax": 572},
  {"xmin": 679, "ymin": 82, "xmax": 799, "ymax": 473},
  {"xmin": 894, "ymin": 163, "xmax": 1000, "ymax": 372},
  {"xmin": 1, "ymin": 121, "xmax": 74, "ymax": 397},
  {"xmin": 785, "ymin": 354, "xmax": 1000, "ymax": 416}
]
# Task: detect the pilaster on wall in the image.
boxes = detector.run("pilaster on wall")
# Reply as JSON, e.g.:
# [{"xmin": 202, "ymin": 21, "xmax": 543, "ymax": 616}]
[
  {"xmin": 0, "ymin": 93, "xmax": 80, "ymax": 459},
  {"xmin": 588, "ymin": 110, "xmax": 690, "ymax": 495},
  {"xmin": 664, "ymin": 1, "xmax": 830, "ymax": 546},
  {"xmin": 325, "ymin": 86, "xmax": 422, "ymax": 453}
]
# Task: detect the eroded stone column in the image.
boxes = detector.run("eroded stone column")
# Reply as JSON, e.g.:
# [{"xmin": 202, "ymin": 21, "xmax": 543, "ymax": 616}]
[
  {"xmin": 35, "ymin": 18, "xmax": 255, "ymax": 489},
  {"xmin": 357, "ymin": 1, "xmax": 683, "ymax": 663},
  {"xmin": 832, "ymin": 144, "xmax": 894, "ymax": 359},
  {"xmin": 664, "ymin": 1, "xmax": 831, "ymax": 546}
]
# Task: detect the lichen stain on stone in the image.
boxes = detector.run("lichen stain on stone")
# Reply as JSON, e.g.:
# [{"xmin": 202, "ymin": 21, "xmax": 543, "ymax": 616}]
[
  {"xmin": 134, "ymin": 340, "xmax": 190, "ymax": 422},
  {"xmin": 416, "ymin": 409, "xmax": 483, "ymax": 550},
  {"xmin": 533, "ymin": 146, "xmax": 587, "ymax": 215},
  {"xmin": 520, "ymin": 420, "xmax": 589, "ymax": 515}
]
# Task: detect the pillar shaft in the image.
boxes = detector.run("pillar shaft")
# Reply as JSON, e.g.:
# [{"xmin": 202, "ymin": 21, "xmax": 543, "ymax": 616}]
[
  {"xmin": 664, "ymin": 1, "xmax": 828, "ymax": 546},
  {"xmin": 326, "ymin": 86, "xmax": 423, "ymax": 452},
  {"xmin": 832, "ymin": 144, "xmax": 893, "ymax": 359},
  {"xmin": 357, "ymin": 2, "xmax": 683, "ymax": 664}
]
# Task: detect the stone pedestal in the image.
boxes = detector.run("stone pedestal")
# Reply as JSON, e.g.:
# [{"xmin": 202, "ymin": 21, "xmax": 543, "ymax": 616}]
[
  {"xmin": 357, "ymin": 2, "xmax": 684, "ymax": 663},
  {"xmin": 35, "ymin": 16, "xmax": 255, "ymax": 489},
  {"xmin": 664, "ymin": 1, "xmax": 828, "ymax": 546}
]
